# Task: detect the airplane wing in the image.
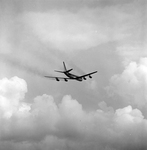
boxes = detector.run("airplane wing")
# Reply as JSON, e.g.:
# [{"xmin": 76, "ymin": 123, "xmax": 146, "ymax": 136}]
[
  {"xmin": 44, "ymin": 71, "xmax": 97, "ymax": 81},
  {"xmin": 77, "ymin": 71, "xmax": 97, "ymax": 79},
  {"xmin": 44, "ymin": 76, "xmax": 74, "ymax": 82}
]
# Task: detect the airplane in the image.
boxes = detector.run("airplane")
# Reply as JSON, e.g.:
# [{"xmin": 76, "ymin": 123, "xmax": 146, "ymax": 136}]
[{"xmin": 44, "ymin": 62, "xmax": 97, "ymax": 82}]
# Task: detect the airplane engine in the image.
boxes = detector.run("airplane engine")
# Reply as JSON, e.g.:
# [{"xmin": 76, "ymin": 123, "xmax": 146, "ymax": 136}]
[
  {"xmin": 89, "ymin": 75, "xmax": 92, "ymax": 78},
  {"xmin": 56, "ymin": 78, "xmax": 60, "ymax": 81},
  {"xmin": 64, "ymin": 79, "xmax": 68, "ymax": 82},
  {"xmin": 83, "ymin": 77, "xmax": 86, "ymax": 80}
]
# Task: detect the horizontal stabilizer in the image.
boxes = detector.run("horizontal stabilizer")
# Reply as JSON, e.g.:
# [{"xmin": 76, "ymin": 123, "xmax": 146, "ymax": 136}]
[
  {"xmin": 66, "ymin": 68, "xmax": 73, "ymax": 72},
  {"xmin": 54, "ymin": 70, "xmax": 65, "ymax": 73}
]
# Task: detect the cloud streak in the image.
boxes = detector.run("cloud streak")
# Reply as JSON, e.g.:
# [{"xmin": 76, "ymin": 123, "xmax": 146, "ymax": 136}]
[{"xmin": 23, "ymin": 6, "xmax": 130, "ymax": 52}]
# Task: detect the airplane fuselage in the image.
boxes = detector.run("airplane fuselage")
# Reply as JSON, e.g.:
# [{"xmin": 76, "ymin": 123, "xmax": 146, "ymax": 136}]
[
  {"xmin": 64, "ymin": 72, "xmax": 82, "ymax": 81},
  {"xmin": 44, "ymin": 62, "xmax": 97, "ymax": 82}
]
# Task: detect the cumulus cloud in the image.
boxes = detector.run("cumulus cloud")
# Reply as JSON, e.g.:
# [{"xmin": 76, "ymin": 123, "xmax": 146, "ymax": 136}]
[
  {"xmin": 0, "ymin": 76, "xmax": 27, "ymax": 118},
  {"xmin": 106, "ymin": 57, "xmax": 147, "ymax": 109},
  {"xmin": 0, "ymin": 76, "xmax": 146, "ymax": 150}
]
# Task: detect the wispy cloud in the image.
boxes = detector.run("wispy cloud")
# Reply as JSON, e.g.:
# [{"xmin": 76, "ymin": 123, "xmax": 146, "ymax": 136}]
[{"xmin": 23, "ymin": 6, "xmax": 130, "ymax": 51}]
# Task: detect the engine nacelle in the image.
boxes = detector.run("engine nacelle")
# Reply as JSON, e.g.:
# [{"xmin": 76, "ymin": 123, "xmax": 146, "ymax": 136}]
[
  {"xmin": 64, "ymin": 78, "xmax": 68, "ymax": 82},
  {"xmin": 56, "ymin": 78, "xmax": 60, "ymax": 81},
  {"xmin": 83, "ymin": 77, "xmax": 86, "ymax": 80},
  {"xmin": 89, "ymin": 75, "xmax": 92, "ymax": 78}
]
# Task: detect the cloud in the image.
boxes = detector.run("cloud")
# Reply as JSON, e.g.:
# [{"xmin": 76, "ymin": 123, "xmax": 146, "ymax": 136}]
[
  {"xmin": 0, "ymin": 1, "xmax": 147, "ymax": 149},
  {"xmin": 0, "ymin": 13, "xmax": 61, "ymax": 77},
  {"xmin": 0, "ymin": 1, "xmax": 134, "ymax": 78},
  {"xmin": 106, "ymin": 57, "xmax": 147, "ymax": 109},
  {"xmin": 116, "ymin": 0, "xmax": 147, "ymax": 65},
  {"xmin": 0, "ymin": 76, "xmax": 27, "ymax": 118},
  {"xmin": 0, "ymin": 76, "xmax": 146, "ymax": 150},
  {"xmin": 23, "ymin": 11, "xmax": 101, "ymax": 51},
  {"xmin": 23, "ymin": 6, "xmax": 129, "ymax": 52}
]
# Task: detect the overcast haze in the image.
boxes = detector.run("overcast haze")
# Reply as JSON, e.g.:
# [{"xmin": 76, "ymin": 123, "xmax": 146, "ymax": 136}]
[{"xmin": 0, "ymin": 0, "xmax": 147, "ymax": 150}]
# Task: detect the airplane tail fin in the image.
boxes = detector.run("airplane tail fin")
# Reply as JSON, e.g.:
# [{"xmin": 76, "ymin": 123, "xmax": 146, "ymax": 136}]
[
  {"xmin": 63, "ymin": 62, "xmax": 67, "ymax": 71},
  {"xmin": 63, "ymin": 62, "xmax": 73, "ymax": 72},
  {"xmin": 55, "ymin": 62, "xmax": 73, "ymax": 73}
]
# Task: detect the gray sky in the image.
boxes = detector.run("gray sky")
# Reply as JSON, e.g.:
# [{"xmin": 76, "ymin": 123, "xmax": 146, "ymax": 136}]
[{"xmin": 0, "ymin": 0, "xmax": 147, "ymax": 150}]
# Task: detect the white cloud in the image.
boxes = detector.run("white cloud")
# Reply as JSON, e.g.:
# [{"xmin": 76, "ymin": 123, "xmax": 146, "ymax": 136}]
[
  {"xmin": 116, "ymin": 1, "xmax": 147, "ymax": 65},
  {"xmin": 106, "ymin": 57, "xmax": 147, "ymax": 109},
  {"xmin": 0, "ymin": 76, "xmax": 146, "ymax": 150},
  {"xmin": 23, "ymin": 11, "xmax": 100, "ymax": 51},
  {"xmin": 0, "ymin": 76, "xmax": 27, "ymax": 118},
  {"xmin": 23, "ymin": 7, "xmax": 129, "ymax": 52}
]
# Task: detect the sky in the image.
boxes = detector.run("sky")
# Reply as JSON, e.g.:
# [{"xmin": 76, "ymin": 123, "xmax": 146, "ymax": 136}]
[{"xmin": 0, "ymin": 0, "xmax": 147, "ymax": 150}]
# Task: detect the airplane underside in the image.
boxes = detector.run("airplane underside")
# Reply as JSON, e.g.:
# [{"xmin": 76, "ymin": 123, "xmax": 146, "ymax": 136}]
[{"xmin": 44, "ymin": 62, "xmax": 97, "ymax": 82}]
